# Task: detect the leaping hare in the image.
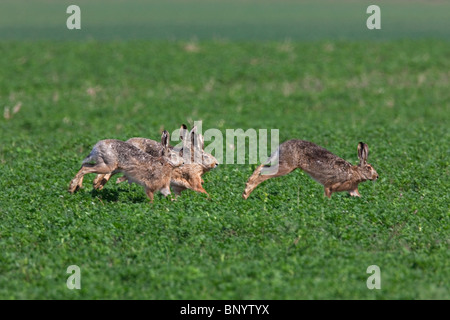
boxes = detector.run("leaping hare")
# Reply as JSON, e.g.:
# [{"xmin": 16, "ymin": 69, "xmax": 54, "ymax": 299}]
[
  {"xmin": 68, "ymin": 131, "xmax": 184, "ymax": 203},
  {"xmin": 92, "ymin": 125, "xmax": 218, "ymax": 196},
  {"xmin": 242, "ymin": 141, "xmax": 378, "ymax": 199}
]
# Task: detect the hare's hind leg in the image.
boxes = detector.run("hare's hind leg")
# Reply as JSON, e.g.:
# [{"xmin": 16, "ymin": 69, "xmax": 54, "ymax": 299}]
[
  {"xmin": 69, "ymin": 163, "xmax": 113, "ymax": 194},
  {"xmin": 94, "ymin": 173, "xmax": 116, "ymax": 190},
  {"xmin": 242, "ymin": 163, "xmax": 295, "ymax": 199},
  {"xmin": 69, "ymin": 166, "xmax": 90, "ymax": 193}
]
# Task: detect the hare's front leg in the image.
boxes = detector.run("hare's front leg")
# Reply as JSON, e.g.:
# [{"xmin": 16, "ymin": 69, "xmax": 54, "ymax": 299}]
[
  {"xmin": 95, "ymin": 173, "xmax": 115, "ymax": 190},
  {"xmin": 145, "ymin": 187, "xmax": 155, "ymax": 203},
  {"xmin": 348, "ymin": 189, "xmax": 361, "ymax": 197},
  {"xmin": 93, "ymin": 174, "xmax": 105, "ymax": 189},
  {"xmin": 93, "ymin": 173, "xmax": 114, "ymax": 190},
  {"xmin": 190, "ymin": 175, "xmax": 209, "ymax": 195},
  {"xmin": 69, "ymin": 163, "xmax": 111, "ymax": 194},
  {"xmin": 324, "ymin": 187, "xmax": 333, "ymax": 199},
  {"xmin": 160, "ymin": 186, "xmax": 171, "ymax": 197},
  {"xmin": 161, "ymin": 182, "xmax": 179, "ymax": 201}
]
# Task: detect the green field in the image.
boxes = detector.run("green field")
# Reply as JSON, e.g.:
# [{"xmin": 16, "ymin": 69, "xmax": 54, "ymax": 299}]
[{"xmin": 0, "ymin": 1, "xmax": 449, "ymax": 300}]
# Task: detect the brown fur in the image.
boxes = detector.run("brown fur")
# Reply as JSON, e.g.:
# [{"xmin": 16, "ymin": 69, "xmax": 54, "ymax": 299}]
[
  {"xmin": 242, "ymin": 140, "xmax": 378, "ymax": 199},
  {"xmin": 170, "ymin": 164, "xmax": 209, "ymax": 196},
  {"xmin": 68, "ymin": 131, "xmax": 183, "ymax": 203}
]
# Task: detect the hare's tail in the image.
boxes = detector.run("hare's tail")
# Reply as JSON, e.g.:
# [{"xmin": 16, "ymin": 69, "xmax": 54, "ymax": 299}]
[
  {"xmin": 260, "ymin": 146, "xmax": 280, "ymax": 175},
  {"xmin": 82, "ymin": 149, "xmax": 99, "ymax": 166}
]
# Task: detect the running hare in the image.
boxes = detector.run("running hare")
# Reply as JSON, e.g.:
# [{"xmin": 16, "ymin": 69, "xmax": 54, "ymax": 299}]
[
  {"xmin": 242, "ymin": 141, "xmax": 378, "ymax": 199},
  {"xmin": 93, "ymin": 125, "xmax": 218, "ymax": 196},
  {"xmin": 68, "ymin": 131, "xmax": 184, "ymax": 203}
]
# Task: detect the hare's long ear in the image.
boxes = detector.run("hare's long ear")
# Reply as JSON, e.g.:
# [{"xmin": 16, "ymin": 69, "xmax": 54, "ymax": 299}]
[
  {"xmin": 189, "ymin": 126, "xmax": 197, "ymax": 140},
  {"xmin": 357, "ymin": 142, "xmax": 369, "ymax": 166},
  {"xmin": 179, "ymin": 124, "xmax": 188, "ymax": 141},
  {"xmin": 193, "ymin": 133, "xmax": 203, "ymax": 152},
  {"xmin": 197, "ymin": 134, "xmax": 204, "ymax": 150},
  {"xmin": 161, "ymin": 130, "xmax": 170, "ymax": 151},
  {"xmin": 190, "ymin": 126, "xmax": 197, "ymax": 149}
]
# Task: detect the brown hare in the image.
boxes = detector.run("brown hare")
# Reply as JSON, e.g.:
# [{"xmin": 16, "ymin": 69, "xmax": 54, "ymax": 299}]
[
  {"xmin": 92, "ymin": 125, "xmax": 218, "ymax": 196},
  {"xmin": 68, "ymin": 131, "xmax": 184, "ymax": 203},
  {"xmin": 242, "ymin": 141, "xmax": 378, "ymax": 199}
]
